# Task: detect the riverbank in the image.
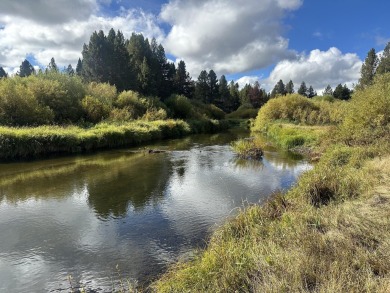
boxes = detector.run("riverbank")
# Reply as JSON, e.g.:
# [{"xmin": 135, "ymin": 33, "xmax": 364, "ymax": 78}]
[
  {"xmin": 153, "ymin": 75, "xmax": 390, "ymax": 292},
  {"xmin": 0, "ymin": 119, "xmax": 233, "ymax": 161}
]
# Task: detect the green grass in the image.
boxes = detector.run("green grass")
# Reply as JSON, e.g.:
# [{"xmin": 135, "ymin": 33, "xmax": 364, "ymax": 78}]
[
  {"xmin": 0, "ymin": 119, "xmax": 232, "ymax": 160},
  {"xmin": 231, "ymin": 137, "xmax": 264, "ymax": 159},
  {"xmin": 260, "ymin": 122, "xmax": 329, "ymax": 149}
]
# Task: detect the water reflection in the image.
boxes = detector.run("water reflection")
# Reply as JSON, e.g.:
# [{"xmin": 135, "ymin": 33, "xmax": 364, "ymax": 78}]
[{"xmin": 0, "ymin": 131, "xmax": 311, "ymax": 292}]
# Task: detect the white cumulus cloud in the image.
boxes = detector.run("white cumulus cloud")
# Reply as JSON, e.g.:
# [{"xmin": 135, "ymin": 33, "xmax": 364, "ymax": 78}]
[
  {"xmin": 0, "ymin": 2, "xmax": 164, "ymax": 73},
  {"xmin": 266, "ymin": 47, "xmax": 362, "ymax": 92},
  {"xmin": 160, "ymin": 0, "xmax": 302, "ymax": 76}
]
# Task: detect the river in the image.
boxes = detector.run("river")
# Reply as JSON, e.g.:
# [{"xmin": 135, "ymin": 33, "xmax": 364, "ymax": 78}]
[{"xmin": 0, "ymin": 130, "xmax": 311, "ymax": 292}]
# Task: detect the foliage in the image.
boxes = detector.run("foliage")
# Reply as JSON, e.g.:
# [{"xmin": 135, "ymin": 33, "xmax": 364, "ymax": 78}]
[
  {"xmin": 86, "ymin": 82, "xmax": 117, "ymax": 106},
  {"xmin": 0, "ymin": 77, "xmax": 54, "ymax": 126},
  {"xmin": 253, "ymin": 94, "xmax": 344, "ymax": 131},
  {"xmin": 165, "ymin": 94, "xmax": 193, "ymax": 119},
  {"xmin": 337, "ymin": 73, "xmax": 390, "ymax": 145},
  {"xmin": 231, "ymin": 138, "xmax": 264, "ymax": 159},
  {"xmin": 18, "ymin": 59, "xmax": 35, "ymax": 77},
  {"xmin": 81, "ymin": 95, "xmax": 111, "ymax": 123},
  {"xmin": 358, "ymin": 48, "xmax": 378, "ymax": 89}
]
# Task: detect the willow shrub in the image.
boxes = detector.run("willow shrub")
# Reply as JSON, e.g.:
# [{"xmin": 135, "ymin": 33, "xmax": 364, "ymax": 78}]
[
  {"xmin": 0, "ymin": 77, "xmax": 54, "ymax": 126},
  {"xmin": 337, "ymin": 73, "xmax": 390, "ymax": 146},
  {"xmin": 252, "ymin": 94, "xmax": 346, "ymax": 132}
]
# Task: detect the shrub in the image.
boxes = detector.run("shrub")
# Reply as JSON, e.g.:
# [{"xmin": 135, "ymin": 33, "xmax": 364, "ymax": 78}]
[
  {"xmin": 81, "ymin": 95, "xmax": 111, "ymax": 123},
  {"xmin": 0, "ymin": 77, "xmax": 54, "ymax": 126},
  {"xmin": 115, "ymin": 90, "xmax": 147, "ymax": 118},
  {"xmin": 28, "ymin": 73, "xmax": 85, "ymax": 123},
  {"xmin": 165, "ymin": 94, "xmax": 193, "ymax": 119},
  {"xmin": 337, "ymin": 73, "xmax": 390, "ymax": 146},
  {"xmin": 86, "ymin": 82, "xmax": 117, "ymax": 106}
]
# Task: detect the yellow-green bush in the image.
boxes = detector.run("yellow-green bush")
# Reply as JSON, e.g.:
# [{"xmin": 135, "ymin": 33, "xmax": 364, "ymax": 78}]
[
  {"xmin": 81, "ymin": 95, "xmax": 111, "ymax": 123},
  {"xmin": 253, "ymin": 94, "xmax": 345, "ymax": 132},
  {"xmin": 0, "ymin": 77, "xmax": 54, "ymax": 126},
  {"xmin": 86, "ymin": 82, "xmax": 117, "ymax": 106},
  {"xmin": 337, "ymin": 73, "xmax": 390, "ymax": 146}
]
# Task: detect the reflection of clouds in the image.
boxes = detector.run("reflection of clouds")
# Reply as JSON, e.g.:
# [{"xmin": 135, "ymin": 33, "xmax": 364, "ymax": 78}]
[
  {"xmin": 161, "ymin": 146, "xmax": 310, "ymax": 240},
  {"xmin": 0, "ymin": 133, "xmax": 312, "ymax": 292}
]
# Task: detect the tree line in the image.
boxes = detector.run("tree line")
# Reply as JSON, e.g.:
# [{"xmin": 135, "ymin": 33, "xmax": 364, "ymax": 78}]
[{"xmin": 1, "ymin": 29, "xmax": 389, "ymax": 114}]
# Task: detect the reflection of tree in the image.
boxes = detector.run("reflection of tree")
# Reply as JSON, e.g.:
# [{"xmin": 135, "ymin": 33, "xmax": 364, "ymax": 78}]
[
  {"xmin": 232, "ymin": 157, "xmax": 264, "ymax": 170},
  {"xmin": 86, "ymin": 154, "xmax": 171, "ymax": 218}
]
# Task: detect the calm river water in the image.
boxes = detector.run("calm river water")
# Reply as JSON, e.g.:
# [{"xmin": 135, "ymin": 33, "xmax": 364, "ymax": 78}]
[{"xmin": 0, "ymin": 130, "xmax": 311, "ymax": 292}]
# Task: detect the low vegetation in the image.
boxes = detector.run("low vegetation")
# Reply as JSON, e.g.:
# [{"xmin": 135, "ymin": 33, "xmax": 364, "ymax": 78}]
[
  {"xmin": 153, "ymin": 73, "xmax": 390, "ymax": 292},
  {"xmin": 231, "ymin": 137, "xmax": 264, "ymax": 160},
  {"xmin": 0, "ymin": 119, "xmax": 231, "ymax": 160}
]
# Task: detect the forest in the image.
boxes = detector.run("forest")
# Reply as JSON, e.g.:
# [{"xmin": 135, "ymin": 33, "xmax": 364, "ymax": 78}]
[{"xmin": 0, "ymin": 28, "xmax": 372, "ymax": 128}]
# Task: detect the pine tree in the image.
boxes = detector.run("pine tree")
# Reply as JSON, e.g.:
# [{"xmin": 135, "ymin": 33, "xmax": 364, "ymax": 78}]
[
  {"xmin": 285, "ymin": 80, "xmax": 294, "ymax": 94},
  {"xmin": 297, "ymin": 81, "xmax": 308, "ymax": 97},
  {"xmin": 195, "ymin": 70, "xmax": 209, "ymax": 102},
  {"xmin": 65, "ymin": 64, "xmax": 75, "ymax": 76},
  {"xmin": 307, "ymin": 85, "xmax": 316, "ymax": 98},
  {"xmin": 47, "ymin": 57, "xmax": 58, "ymax": 72},
  {"xmin": 322, "ymin": 84, "xmax": 333, "ymax": 96},
  {"xmin": 208, "ymin": 70, "xmax": 218, "ymax": 104},
  {"xmin": 216, "ymin": 75, "xmax": 230, "ymax": 111},
  {"xmin": 358, "ymin": 48, "xmax": 378, "ymax": 88},
  {"xmin": 0, "ymin": 67, "xmax": 7, "ymax": 78},
  {"xmin": 229, "ymin": 81, "xmax": 240, "ymax": 111},
  {"xmin": 18, "ymin": 59, "xmax": 35, "ymax": 77},
  {"xmin": 76, "ymin": 58, "xmax": 83, "ymax": 76},
  {"xmin": 333, "ymin": 84, "xmax": 352, "ymax": 100},
  {"xmin": 376, "ymin": 42, "xmax": 390, "ymax": 74},
  {"xmin": 174, "ymin": 60, "xmax": 193, "ymax": 97},
  {"xmin": 248, "ymin": 81, "xmax": 266, "ymax": 108}
]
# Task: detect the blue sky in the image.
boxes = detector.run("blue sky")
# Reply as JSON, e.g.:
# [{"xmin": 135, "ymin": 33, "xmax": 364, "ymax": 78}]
[{"xmin": 0, "ymin": 0, "xmax": 389, "ymax": 92}]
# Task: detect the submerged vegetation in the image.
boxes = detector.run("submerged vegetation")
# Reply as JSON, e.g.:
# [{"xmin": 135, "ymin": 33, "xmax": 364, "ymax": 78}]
[{"xmin": 153, "ymin": 74, "xmax": 390, "ymax": 292}]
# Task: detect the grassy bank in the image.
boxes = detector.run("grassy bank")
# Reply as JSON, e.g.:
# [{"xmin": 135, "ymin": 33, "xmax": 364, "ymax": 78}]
[
  {"xmin": 0, "ymin": 119, "xmax": 231, "ymax": 160},
  {"xmin": 153, "ymin": 74, "xmax": 390, "ymax": 292}
]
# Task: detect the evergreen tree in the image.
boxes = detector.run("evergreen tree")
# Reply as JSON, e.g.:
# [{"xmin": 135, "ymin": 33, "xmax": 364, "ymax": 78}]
[
  {"xmin": 358, "ymin": 48, "xmax": 378, "ymax": 88},
  {"xmin": 174, "ymin": 60, "xmax": 193, "ymax": 97},
  {"xmin": 307, "ymin": 85, "xmax": 316, "ymax": 98},
  {"xmin": 195, "ymin": 70, "xmax": 209, "ymax": 102},
  {"xmin": 65, "ymin": 64, "xmax": 75, "ymax": 76},
  {"xmin": 138, "ymin": 57, "xmax": 151, "ymax": 94},
  {"xmin": 47, "ymin": 57, "xmax": 58, "ymax": 72},
  {"xmin": 333, "ymin": 84, "xmax": 352, "ymax": 100},
  {"xmin": 208, "ymin": 70, "xmax": 219, "ymax": 103},
  {"xmin": 240, "ymin": 84, "xmax": 251, "ymax": 104},
  {"xmin": 0, "ymin": 67, "xmax": 7, "ymax": 78},
  {"xmin": 216, "ymin": 75, "xmax": 230, "ymax": 111},
  {"xmin": 160, "ymin": 62, "xmax": 176, "ymax": 100},
  {"xmin": 298, "ymin": 81, "xmax": 308, "ymax": 97},
  {"xmin": 18, "ymin": 59, "xmax": 35, "ymax": 77},
  {"xmin": 376, "ymin": 42, "xmax": 390, "ymax": 74},
  {"xmin": 248, "ymin": 81, "xmax": 266, "ymax": 108},
  {"xmin": 76, "ymin": 58, "xmax": 83, "ymax": 76},
  {"xmin": 322, "ymin": 84, "xmax": 333, "ymax": 96},
  {"xmin": 285, "ymin": 80, "xmax": 294, "ymax": 94},
  {"xmin": 82, "ymin": 29, "xmax": 132, "ymax": 91},
  {"xmin": 229, "ymin": 81, "xmax": 240, "ymax": 111}
]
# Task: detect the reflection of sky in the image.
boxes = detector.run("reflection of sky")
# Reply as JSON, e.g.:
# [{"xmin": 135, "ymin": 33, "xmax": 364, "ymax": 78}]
[{"xmin": 0, "ymin": 137, "xmax": 311, "ymax": 292}]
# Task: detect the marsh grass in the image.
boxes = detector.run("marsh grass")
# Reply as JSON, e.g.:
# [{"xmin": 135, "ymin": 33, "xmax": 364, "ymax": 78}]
[
  {"xmin": 231, "ymin": 137, "xmax": 264, "ymax": 160},
  {"xmin": 0, "ymin": 119, "xmax": 232, "ymax": 160}
]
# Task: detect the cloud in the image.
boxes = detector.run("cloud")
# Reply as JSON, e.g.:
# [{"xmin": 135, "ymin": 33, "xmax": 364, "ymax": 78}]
[
  {"xmin": 266, "ymin": 47, "xmax": 362, "ymax": 92},
  {"xmin": 160, "ymin": 0, "xmax": 302, "ymax": 76},
  {"xmin": 0, "ymin": 0, "xmax": 98, "ymax": 25},
  {"xmin": 235, "ymin": 76, "xmax": 260, "ymax": 88},
  {"xmin": 0, "ymin": 8, "xmax": 164, "ymax": 71}
]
